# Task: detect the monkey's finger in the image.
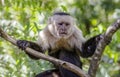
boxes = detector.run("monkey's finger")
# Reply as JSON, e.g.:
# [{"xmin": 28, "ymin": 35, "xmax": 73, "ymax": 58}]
[
  {"xmin": 17, "ymin": 40, "xmax": 29, "ymax": 50},
  {"xmin": 96, "ymin": 34, "xmax": 103, "ymax": 42}
]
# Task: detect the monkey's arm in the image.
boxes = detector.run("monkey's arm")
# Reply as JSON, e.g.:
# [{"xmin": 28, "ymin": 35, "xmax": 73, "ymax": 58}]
[
  {"xmin": 17, "ymin": 40, "xmax": 44, "ymax": 59},
  {"xmin": 80, "ymin": 35, "xmax": 101, "ymax": 58}
]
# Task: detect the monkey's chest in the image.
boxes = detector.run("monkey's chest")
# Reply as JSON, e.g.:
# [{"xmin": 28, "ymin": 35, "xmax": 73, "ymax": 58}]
[
  {"xmin": 49, "ymin": 39, "xmax": 75, "ymax": 54},
  {"xmin": 55, "ymin": 39, "xmax": 71, "ymax": 50}
]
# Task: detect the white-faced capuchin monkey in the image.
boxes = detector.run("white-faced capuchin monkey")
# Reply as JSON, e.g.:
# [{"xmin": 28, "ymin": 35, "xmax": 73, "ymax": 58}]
[{"xmin": 17, "ymin": 12, "xmax": 102, "ymax": 77}]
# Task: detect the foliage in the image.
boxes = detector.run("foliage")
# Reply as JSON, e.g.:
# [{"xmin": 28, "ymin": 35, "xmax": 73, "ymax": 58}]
[{"xmin": 0, "ymin": 0, "xmax": 120, "ymax": 77}]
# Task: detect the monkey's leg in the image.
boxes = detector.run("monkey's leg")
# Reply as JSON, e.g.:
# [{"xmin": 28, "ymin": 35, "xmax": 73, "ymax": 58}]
[
  {"xmin": 35, "ymin": 69, "xmax": 61, "ymax": 77},
  {"xmin": 58, "ymin": 50, "xmax": 82, "ymax": 77}
]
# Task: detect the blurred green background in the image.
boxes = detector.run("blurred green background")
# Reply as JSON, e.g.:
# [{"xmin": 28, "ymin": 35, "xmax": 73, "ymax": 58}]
[{"xmin": 0, "ymin": 0, "xmax": 120, "ymax": 77}]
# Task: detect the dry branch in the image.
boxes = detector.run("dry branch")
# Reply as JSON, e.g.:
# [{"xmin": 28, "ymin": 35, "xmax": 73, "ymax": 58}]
[
  {"xmin": 88, "ymin": 19, "xmax": 120, "ymax": 77},
  {"xmin": 0, "ymin": 26, "xmax": 89, "ymax": 77}
]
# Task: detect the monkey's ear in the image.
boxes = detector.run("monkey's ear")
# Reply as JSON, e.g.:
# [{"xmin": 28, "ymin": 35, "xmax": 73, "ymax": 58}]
[
  {"xmin": 47, "ymin": 17, "xmax": 53, "ymax": 24},
  {"xmin": 72, "ymin": 18, "xmax": 77, "ymax": 26}
]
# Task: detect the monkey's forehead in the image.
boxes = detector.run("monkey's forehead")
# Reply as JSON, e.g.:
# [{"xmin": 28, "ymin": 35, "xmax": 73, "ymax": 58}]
[{"xmin": 51, "ymin": 15, "xmax": 75, "ymax": 23}]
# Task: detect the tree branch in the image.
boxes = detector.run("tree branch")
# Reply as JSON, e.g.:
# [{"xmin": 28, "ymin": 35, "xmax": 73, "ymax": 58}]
[
  {"xmin": 0, "ymin": 26, "xmax": 89, "ymax": 77},
  {"xmin": 1, "ymin": 19, "xmax": 120, "ymax": 77},
  {"xmin": 88, "ymin": 19, "xmax": 120, "ymax": 77}
]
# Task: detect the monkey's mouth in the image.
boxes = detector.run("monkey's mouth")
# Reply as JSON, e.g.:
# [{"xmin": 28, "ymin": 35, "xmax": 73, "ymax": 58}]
[
  {"xmin": 59, "ymin": 30, "xmax": 67, "ymax": 34},
  {"xmin": 60, "ymin": 32, "xmax": 67, "ymax": 34},
  {"xmin": 58, "ymin": 32, "xmax": 67, "ymax": 37},
  {"xmin": 58, "ymin": 30, "xmax": 68, "ymax": 37},
  {"xmin": 59, "ymin": 32, "xmax": 67, "ymax": 35}
]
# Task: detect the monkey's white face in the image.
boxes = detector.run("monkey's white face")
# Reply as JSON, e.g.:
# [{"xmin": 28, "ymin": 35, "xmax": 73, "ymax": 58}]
[{"xmin": 48, "ymin": 15, "xmax": 75, "ymax": 39}]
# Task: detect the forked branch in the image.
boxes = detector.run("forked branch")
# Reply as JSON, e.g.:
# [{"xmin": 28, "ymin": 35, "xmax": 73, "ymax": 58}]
[{"xmin": 88, "ymin": 19, "xmax": 120, "ymax": 77}]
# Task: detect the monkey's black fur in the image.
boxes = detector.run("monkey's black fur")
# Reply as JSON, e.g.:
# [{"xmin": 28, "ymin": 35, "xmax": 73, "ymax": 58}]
[
  {"xmin": 17, "ymin": 35, "xmax": 101, "ymax": 77},
  {"xmin": 35, "ymin": 69, "xmax": 61, "ymax": 77}
]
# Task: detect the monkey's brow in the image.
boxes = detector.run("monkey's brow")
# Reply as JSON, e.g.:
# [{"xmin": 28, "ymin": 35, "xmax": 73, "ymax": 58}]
[{"xmin": 53, "ymin": 12, "xmax": 70, "ymax": 16}]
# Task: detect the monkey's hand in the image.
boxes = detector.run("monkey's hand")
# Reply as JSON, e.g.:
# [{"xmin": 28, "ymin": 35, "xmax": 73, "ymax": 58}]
[
  {"xmin": 17, "ymin": 40, "xmax": 42, "ymax": 59},
  {"xmin": 17, "ymin": 40, "xmax": 43, "ymax": 52},
  {"xmin": 95, "ymin": 34, "xmax": 111, "ymax": 45},
  {"xmin": 17, "ymin": 40, "xmax": 30, "ymax": 50}
]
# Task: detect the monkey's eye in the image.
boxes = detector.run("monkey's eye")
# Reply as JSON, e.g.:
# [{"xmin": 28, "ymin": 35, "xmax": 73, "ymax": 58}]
[
  {"xmin": 65, "ymin": 23, "xmax": 70, "ymax": 26},
  {"xmin": 58, "ymin": 22, "xmax": 63, "ymax": 25}
]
